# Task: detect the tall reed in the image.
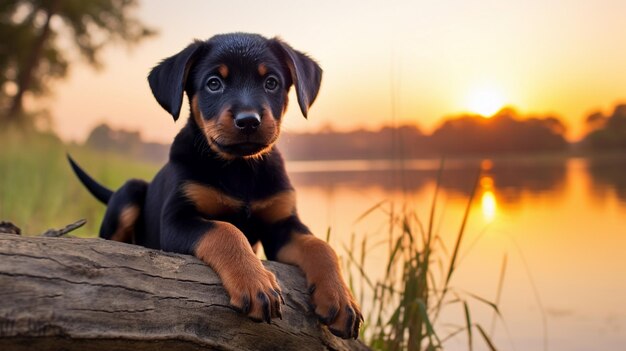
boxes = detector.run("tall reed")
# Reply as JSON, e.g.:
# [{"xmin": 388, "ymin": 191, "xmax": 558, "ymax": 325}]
[{"xmin": 344, "ymin": 164, "xmax": 505, "ymax": 350}]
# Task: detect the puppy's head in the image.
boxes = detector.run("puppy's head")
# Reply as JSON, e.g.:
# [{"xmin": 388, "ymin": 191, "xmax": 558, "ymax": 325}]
[{"xmin": 148, "ymin": 33, "xmax": 322, "ymax": 159}]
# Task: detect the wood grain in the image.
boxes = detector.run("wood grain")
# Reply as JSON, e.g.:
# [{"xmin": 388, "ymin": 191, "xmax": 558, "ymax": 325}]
[{"xmin": 0, "ymin": 234, "xmax": 369, "ymax": 351}]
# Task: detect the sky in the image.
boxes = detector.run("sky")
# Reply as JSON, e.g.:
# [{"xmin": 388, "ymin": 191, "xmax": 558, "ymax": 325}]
[{"xmin": 42, "ymin": 0, "xmax": 626, "ymax": 143}]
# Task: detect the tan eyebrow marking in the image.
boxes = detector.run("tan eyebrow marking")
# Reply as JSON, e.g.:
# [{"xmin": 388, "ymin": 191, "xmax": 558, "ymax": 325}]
[{"xmin": 218, "ymin": 64, "xmax": 229, "ymax": 78}]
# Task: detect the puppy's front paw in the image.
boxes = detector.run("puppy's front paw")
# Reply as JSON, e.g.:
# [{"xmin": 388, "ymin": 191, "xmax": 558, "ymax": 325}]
[
  {"xmin": 310, "ymin": 277, "xmax": 362, "ymax": 339},
  {"xmin": 224, "ymin": 266, "xmax": 284, "ymax": 323}
]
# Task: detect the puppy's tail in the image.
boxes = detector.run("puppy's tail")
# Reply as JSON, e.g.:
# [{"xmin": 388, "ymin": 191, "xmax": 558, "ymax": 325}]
[{"xmin": 67, "ymin": 154, "xmax": 113, "ymax": 205}]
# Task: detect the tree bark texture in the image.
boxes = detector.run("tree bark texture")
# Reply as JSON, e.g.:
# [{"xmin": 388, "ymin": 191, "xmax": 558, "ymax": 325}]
[{"xmin": 0, "ymin": 234, "xmax": 369, "ymax": 351}]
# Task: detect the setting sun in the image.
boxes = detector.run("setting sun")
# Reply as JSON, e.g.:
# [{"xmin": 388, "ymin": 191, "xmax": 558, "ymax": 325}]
[{"xmin": 466, "ymin": 88, "xmax": 507, "ymax": 118}]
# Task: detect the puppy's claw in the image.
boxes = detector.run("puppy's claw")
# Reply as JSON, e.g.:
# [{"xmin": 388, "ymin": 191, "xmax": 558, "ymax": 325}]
[
  {"xmin": 345, "ymin": 306, "xmax": 356, "ymax": 339},
  {"xmin": 308, "ymin": 278, "xmax": 362, "ymax": 339},
  {"xmin": 241, "ymin": 295, "xmax": 251, "ymax": 315},
  {"xmin": 353, "ymin": 311, "xmax": 363, "ymax": 338},
  {"xmin": 257, "ymin": 291, "xmax": 271, "ymax": 324},
  {"xmin": 279, "ymin": 290, "xmax": 286, "ymax": 305},
  {"xmin": 270, "ymin": 290, "xmax": 283, "ymax": 319}
]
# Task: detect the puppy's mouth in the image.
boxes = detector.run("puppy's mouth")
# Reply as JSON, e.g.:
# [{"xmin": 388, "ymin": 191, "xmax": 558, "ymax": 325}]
[{"xmin": 210, "ymin": 138, "xmax": 272, "ymax": 157}]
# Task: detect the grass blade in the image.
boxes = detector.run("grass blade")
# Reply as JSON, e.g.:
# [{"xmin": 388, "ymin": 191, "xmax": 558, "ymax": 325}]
[
  {"xmin": 353, "ymin": 199, "xmax": 388, "ymax": 224},
  {"xmin": 446, "ymin": 168, "xmax": 481, "ymax": 286},
  {"xmin": 511, "ymin": 237, "xmax": 548, "ymax": 351},
  {"xmin": 342, "ymin": 243, "xmax": 375, "ymax": 290},
  {"xmin": 476, "ymin": 324, "xmax": 498, "ymax": 351},
  {"xmin": 386, "ymin": 236, "xmax": 404, "ymax": 277},
  {"xmin": 427, "ymin": 158, "xmax": 445, "ymax": 241},
  {"xmin": 417, "ymin": 298, "xmax": 442, "ymax": 347},
  {"xmin": 464, "ymin": 292, "xmax": 500, "ymax": 316},
  {"xmin": 490, "ymin": 253, "xmax": 507, "ymax": 335},
  {"xmin": 463, "ymin": 301, "xmax": 473, "ymax": 351},
  {"xmin": 434, "ymin": 167, "xmax": 481, "ymax": 323}
]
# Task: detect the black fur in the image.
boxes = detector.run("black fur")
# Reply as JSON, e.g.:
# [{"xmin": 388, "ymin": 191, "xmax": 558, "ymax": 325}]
[
  {"xmin": 148, "ymin": 41, "xmax": 204, "ymax": 121},
  {"xmin": 68, "ymin": 33, "xmax": 360, "ymax": 339},
  {"xmin": 67, "ymin": 155, "xmax": 113, "ymax": 204},
  {"xmin": 69, "ymin": 32, "xmax": 322, "ymax": 255}
]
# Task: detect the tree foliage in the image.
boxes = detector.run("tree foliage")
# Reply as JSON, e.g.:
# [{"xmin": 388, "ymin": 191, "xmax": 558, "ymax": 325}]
[
  {"xmin": 85, "ymin": 123, "xmax": 169, "ymax": 163},
  {"xmin": 278, "ymin": 108, "xmax": 570, "ymax": 159},
  {"xmin": 0, "ymin": 0, "xmax": 156, "ymax": 121},
  {"xmin": 583, "ymin": 104, "xmax": 626, "ymax": 150},
  {"xmin": 430, "ymin": 108, "xmax": 568, "ymax": 154}
]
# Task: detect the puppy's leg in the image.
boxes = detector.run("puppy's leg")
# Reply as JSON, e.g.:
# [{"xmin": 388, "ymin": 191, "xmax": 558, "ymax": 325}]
[
  {"xmin": 259, "ymin": 207, "xmax": 362, "ymax": 339},
  {"xmin": 194, "ymin": 221, "xmax": 283, "ymax": 322},
  {"xmin": 275, "ymin": 230, "xmax": 361, "ymax": 339},
  {"xmin": 161, "ymin": 196, "xmax": 283, "ymax": 323},
  {"xmin": 100, "ymin": 179, "xmax": 147, "ymax": 243}
]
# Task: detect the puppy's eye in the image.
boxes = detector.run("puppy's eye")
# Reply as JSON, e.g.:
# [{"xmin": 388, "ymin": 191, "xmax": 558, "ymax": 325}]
[
  {"xmin": 264, "ymin": 76, "xmax": 279, "ymax": 92},
  {"xmin": 206, "ymin": 77, "xmax": 223, "ymax": 92}
]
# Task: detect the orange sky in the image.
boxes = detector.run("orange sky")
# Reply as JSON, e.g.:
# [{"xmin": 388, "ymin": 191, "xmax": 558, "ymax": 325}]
[{"xmin": 40, "ymin": 0, "xmax": 626, "ymax": 143}]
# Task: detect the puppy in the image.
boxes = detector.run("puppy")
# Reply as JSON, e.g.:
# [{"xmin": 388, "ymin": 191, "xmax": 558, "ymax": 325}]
[{"xmin": 69, "ymin": 33, "xmax": 362, "ymax": 339}]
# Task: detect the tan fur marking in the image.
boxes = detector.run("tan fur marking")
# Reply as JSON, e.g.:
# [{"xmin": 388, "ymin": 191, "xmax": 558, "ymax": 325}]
[
  {"xmin": 277, "ymin": 233, "xmax": 361, "ymax": 336},
  {"xmin": 192, "ymin": 99, "xmax": 280, "ymax": 160},
  {"xmin": 195, "ymin": 221, "xmax": 282, "ymax": 320},
  {"xmin": 194, "ymin": 221, "xmax": 259, "ymax": 277},
  {"xmin": 258, "ymin": 63, "xmax": 268, "ymax": 76},
  {"xmin": 191, "ymin": 94, "xmax": 203, "ymax": 126},
  {"xmin": 183, "ymin": 182, "xmax": 244, "ymax": 217},
  {"xmin": 277, "ymin": 234, "xmax": 340, "ymax": 283},
  {"xmin": 252, "ymin": 190, "xmax": 296, "ymax": 223},
  {"xmin": 192, "ymin": 95, "xmax": 236, "ymax": 160},
  {"xmin": 110, "ymin": 205, "xmax": 140, "ymax": 243},
  {"xmin": 241, "ymin": 104, "xmax": 279, "ymax": 160},
  {"xmin": 218, "ymin": 64, "xmax": 229, "ymax": 78}
]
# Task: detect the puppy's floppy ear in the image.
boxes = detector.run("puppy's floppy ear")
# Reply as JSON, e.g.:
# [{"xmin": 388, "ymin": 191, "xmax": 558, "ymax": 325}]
[
  {"xmin": 148, "ymin": 41, "xmax": 204, "ymax": 121},
  {"xmin": 271, "ymin": 38, "xmax": 322, "ymax": 118}
]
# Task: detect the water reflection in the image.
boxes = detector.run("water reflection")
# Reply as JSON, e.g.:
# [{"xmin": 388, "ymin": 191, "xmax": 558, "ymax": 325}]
[
  {"xmin": 287, "ymin": 156, "xmax": 626, "ymax": 350},
  {"xmin": 288, "ymin": 157, "xmax": 569, "ymax": 204},
  {"xmin": 481, "ymin": 190, "xmax": 497, "ymax": 222},
  {"xmin": 587, "ymin": 156, "xmax": 626, "ymax": 204}
]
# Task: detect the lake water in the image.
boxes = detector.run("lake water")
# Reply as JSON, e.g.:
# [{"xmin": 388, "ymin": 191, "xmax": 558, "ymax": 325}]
[{"xmin": 285, "ymin": 156, "xmax": 626, "ymax": 351}]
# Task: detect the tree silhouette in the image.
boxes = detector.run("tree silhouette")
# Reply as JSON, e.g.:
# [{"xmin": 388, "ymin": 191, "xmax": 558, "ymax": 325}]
[
  {"xmin": 585, "ymin": 111, "xmax": 608, "ymax": 133},
  {"xmin": 276, "ymin": 109, "xmax": 569, "ymax": 160},
  {"xmin": 429, "ymin": 108, "xmax": 568, "ymax": 155},
  {"xmin": 583, "ymin": 104, "xmax": 626, "ymax": 150},
  {"xmin": 0, "ymin": 0, "xmax": 155, "ymax": 123}
]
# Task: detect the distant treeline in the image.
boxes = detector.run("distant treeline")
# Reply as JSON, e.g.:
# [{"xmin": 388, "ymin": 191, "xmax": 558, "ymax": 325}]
[
  {"xmin": 85, "ymin": 124, "xmax": 169, "ymax": 163},
  {"xmin": 281, "ymin": 108, "xmax": 568, "ymax": 160},
  {"xmin": 84, "ymin": 104, "xmax": 626, "ymax": 161},
  {"xmin": 583, "ymin": 104, "xmax": 626, "ymax": 150}
]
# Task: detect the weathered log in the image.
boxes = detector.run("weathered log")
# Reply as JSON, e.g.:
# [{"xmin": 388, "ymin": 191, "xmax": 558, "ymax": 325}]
[{"xmin": 0, "ymin": 234, "xmax": 369, "ymax": 351}]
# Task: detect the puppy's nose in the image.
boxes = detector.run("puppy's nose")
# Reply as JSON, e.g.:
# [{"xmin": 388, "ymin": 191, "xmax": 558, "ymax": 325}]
[{"xmin": 234, "ymin": 112, "xmax": 261, "ymax": 132}]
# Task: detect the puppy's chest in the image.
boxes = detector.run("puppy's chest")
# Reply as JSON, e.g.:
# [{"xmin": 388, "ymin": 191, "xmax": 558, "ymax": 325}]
[{"xmin": 182, "ymin": 182, "xmax": 294, "ymax": 223}]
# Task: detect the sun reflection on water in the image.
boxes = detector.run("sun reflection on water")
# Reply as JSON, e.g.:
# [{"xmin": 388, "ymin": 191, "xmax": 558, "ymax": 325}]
[
  {"xmin": 480, "ymin": 175, "xmax": 497, "ymax": 222},
  {"xmin": 481, "ymin": 190, "xmax": 497, "ymax": 222}
]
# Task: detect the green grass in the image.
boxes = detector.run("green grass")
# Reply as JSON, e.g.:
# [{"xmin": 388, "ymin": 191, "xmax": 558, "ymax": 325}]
[
  {"xmin": 343, "ymin": 162, "xmax": 506, "ymax": 351},
  {"xmin": 0, "ymin": 129, "xmax": 158, "ymax": 235}
]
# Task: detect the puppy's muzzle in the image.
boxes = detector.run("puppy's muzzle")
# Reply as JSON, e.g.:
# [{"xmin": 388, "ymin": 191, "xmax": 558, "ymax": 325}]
[{"xmin": 234, "ymin": 112, "xmax": 261, "ymax": 134}]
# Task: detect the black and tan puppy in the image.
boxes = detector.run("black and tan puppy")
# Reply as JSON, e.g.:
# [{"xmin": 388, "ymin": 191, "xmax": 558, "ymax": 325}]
[{"xmin": 68, "ymin": 33, "xmax": 361, "ymax": 338}]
